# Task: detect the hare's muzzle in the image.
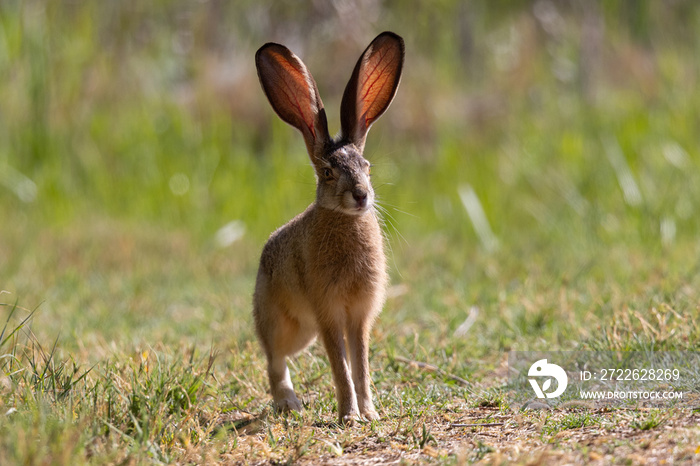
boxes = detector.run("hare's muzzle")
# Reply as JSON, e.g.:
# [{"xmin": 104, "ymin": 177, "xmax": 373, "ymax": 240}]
[{"xmin": 352, "ymin": 187, "xmax": 369, "ymax": 210}]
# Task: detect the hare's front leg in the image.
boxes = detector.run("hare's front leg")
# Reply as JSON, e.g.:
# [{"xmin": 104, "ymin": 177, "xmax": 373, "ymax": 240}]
[
  {"xmin": 319, "ymin": 318, "xmax": 359, "ymax": 424},
  {"xmin": 347, "ymin": 316, "xmax": 379, "ymax": 421}
]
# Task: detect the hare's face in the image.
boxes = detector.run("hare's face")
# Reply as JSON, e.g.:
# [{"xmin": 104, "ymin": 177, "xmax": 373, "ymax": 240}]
[
  {"xmin": 316, "ymin": 144, "xmax": 374, "ymax": 216},
  {"xmin": 256, "ymin": 31, "xmax": 403, "ymax": 221}
]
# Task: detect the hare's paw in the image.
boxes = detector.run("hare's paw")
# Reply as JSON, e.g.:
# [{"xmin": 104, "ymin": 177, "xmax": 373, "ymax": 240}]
[
  {"xmin": 339, "ymin": 411, "xmax": 359, "ymax": 426},
  {"xmin": 361, "ymin": 408, "xmax": 380, "ymax": 421},
  {"xmin": 273, "ymin": 391, "xmax": 302, "ymax": 412},
  {"xmin": 357, "ymin": 398, "xmax": 379, "ymax": 421}
]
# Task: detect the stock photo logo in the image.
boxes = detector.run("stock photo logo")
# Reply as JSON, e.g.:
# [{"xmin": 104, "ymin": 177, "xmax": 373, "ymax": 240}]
[{"xmin": 528, "ymin": 359, "xmax": 568, "ymax": 399}]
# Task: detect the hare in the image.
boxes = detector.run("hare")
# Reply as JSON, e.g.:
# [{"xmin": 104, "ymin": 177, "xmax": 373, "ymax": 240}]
[{"xmin": 253, "ymin": 32, "xmax": 404, "ymax": 424}]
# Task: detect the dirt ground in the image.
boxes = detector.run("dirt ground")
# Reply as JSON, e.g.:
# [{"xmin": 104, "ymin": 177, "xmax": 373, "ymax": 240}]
[{"xmin": 223, "ymin": 395, "xmax": 700, "ymax": 465}]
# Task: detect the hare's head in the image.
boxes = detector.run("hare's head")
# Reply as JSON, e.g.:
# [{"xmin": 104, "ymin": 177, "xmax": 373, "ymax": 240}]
[{"xmin": 255, "ymin": 32, "xmax": 404, "ymax": 216}]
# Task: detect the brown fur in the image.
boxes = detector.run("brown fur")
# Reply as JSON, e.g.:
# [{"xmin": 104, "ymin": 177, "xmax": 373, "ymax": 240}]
[{"xmin": 253, "ymin": 32, "xmax": 404, "ymax": 424}]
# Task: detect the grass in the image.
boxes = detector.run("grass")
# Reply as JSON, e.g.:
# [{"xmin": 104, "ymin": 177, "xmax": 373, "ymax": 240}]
[
  {"xmin": 2, "ymin": 1, "xmax": 700, "ymax": 464},
  {"xmin": 630, "ymin": 409, "xmax": 669, "ymax": 431},
  {"xmin": 2, "ymin": 213, "xmax": 698, "ymax": 464},
  {"xmin": 542, "ymin": 412, "xmax": 601, "ymax": 437}
]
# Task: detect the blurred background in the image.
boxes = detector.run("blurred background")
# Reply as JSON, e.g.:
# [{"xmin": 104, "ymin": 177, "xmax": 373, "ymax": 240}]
[{"xmin": 1, "ymin": 0, "xmax": 699, "ymax": 302}]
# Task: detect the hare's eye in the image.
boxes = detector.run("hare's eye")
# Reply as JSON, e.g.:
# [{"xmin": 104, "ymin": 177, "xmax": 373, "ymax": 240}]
[{"xmin": 323, "ymin": 168, "xmax": 333, "ymax": 179}]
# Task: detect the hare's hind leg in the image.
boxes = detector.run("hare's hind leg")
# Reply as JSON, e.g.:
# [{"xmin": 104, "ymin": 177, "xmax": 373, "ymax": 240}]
[
  {"xmin": 267, "ymin": 351, "xmax": 302, "ymax": 412},
  {"xmin": 254, "ymin": 295, "xmax": 315, "ymax": 412}
]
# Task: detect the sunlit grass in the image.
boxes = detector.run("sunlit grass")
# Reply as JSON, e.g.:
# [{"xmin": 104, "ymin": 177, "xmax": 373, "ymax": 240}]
[
  {"xmin": 1, "ymin": 1, "xmax": 700, "ymax": 463},
  {"xmin": 2, "ymin": 212, "xmax": 698, "ymax": 463}
]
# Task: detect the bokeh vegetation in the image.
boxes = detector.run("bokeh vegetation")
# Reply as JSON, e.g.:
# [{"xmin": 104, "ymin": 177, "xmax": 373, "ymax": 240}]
[{"xmin": 1, "ymin": 1, "xmax": 699, "ymax": 464}]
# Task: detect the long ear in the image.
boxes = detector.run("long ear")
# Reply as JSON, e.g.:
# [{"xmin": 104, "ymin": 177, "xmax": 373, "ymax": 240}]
[
  {"xmin": 340, "ymin": 32, "xmax": 405, "ymax": 151},
  {"xmin": 256, "ymin": 43, "xmax": 330, "ymax": 156}
]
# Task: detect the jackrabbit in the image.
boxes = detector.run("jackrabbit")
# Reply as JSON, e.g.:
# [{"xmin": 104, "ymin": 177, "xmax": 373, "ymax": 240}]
[{"xmin": 253, "ymin": 32, "xmax": 404, "ymax": 424}]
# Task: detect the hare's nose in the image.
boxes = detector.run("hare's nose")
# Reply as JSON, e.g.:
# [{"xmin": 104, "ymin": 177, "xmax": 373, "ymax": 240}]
[{"xmin": 352, "ymin": 188, "xmax": 368, "ymax": 208}]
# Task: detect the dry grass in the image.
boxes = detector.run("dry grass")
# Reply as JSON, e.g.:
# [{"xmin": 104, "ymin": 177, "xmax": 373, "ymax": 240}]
[
  {"xmin": 2, "ymin": 220, "xmax": 699, "ymax": 464},
  {"xmin": 2, "ymin": 2, "xmax": 700, "ymax": 463}
]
